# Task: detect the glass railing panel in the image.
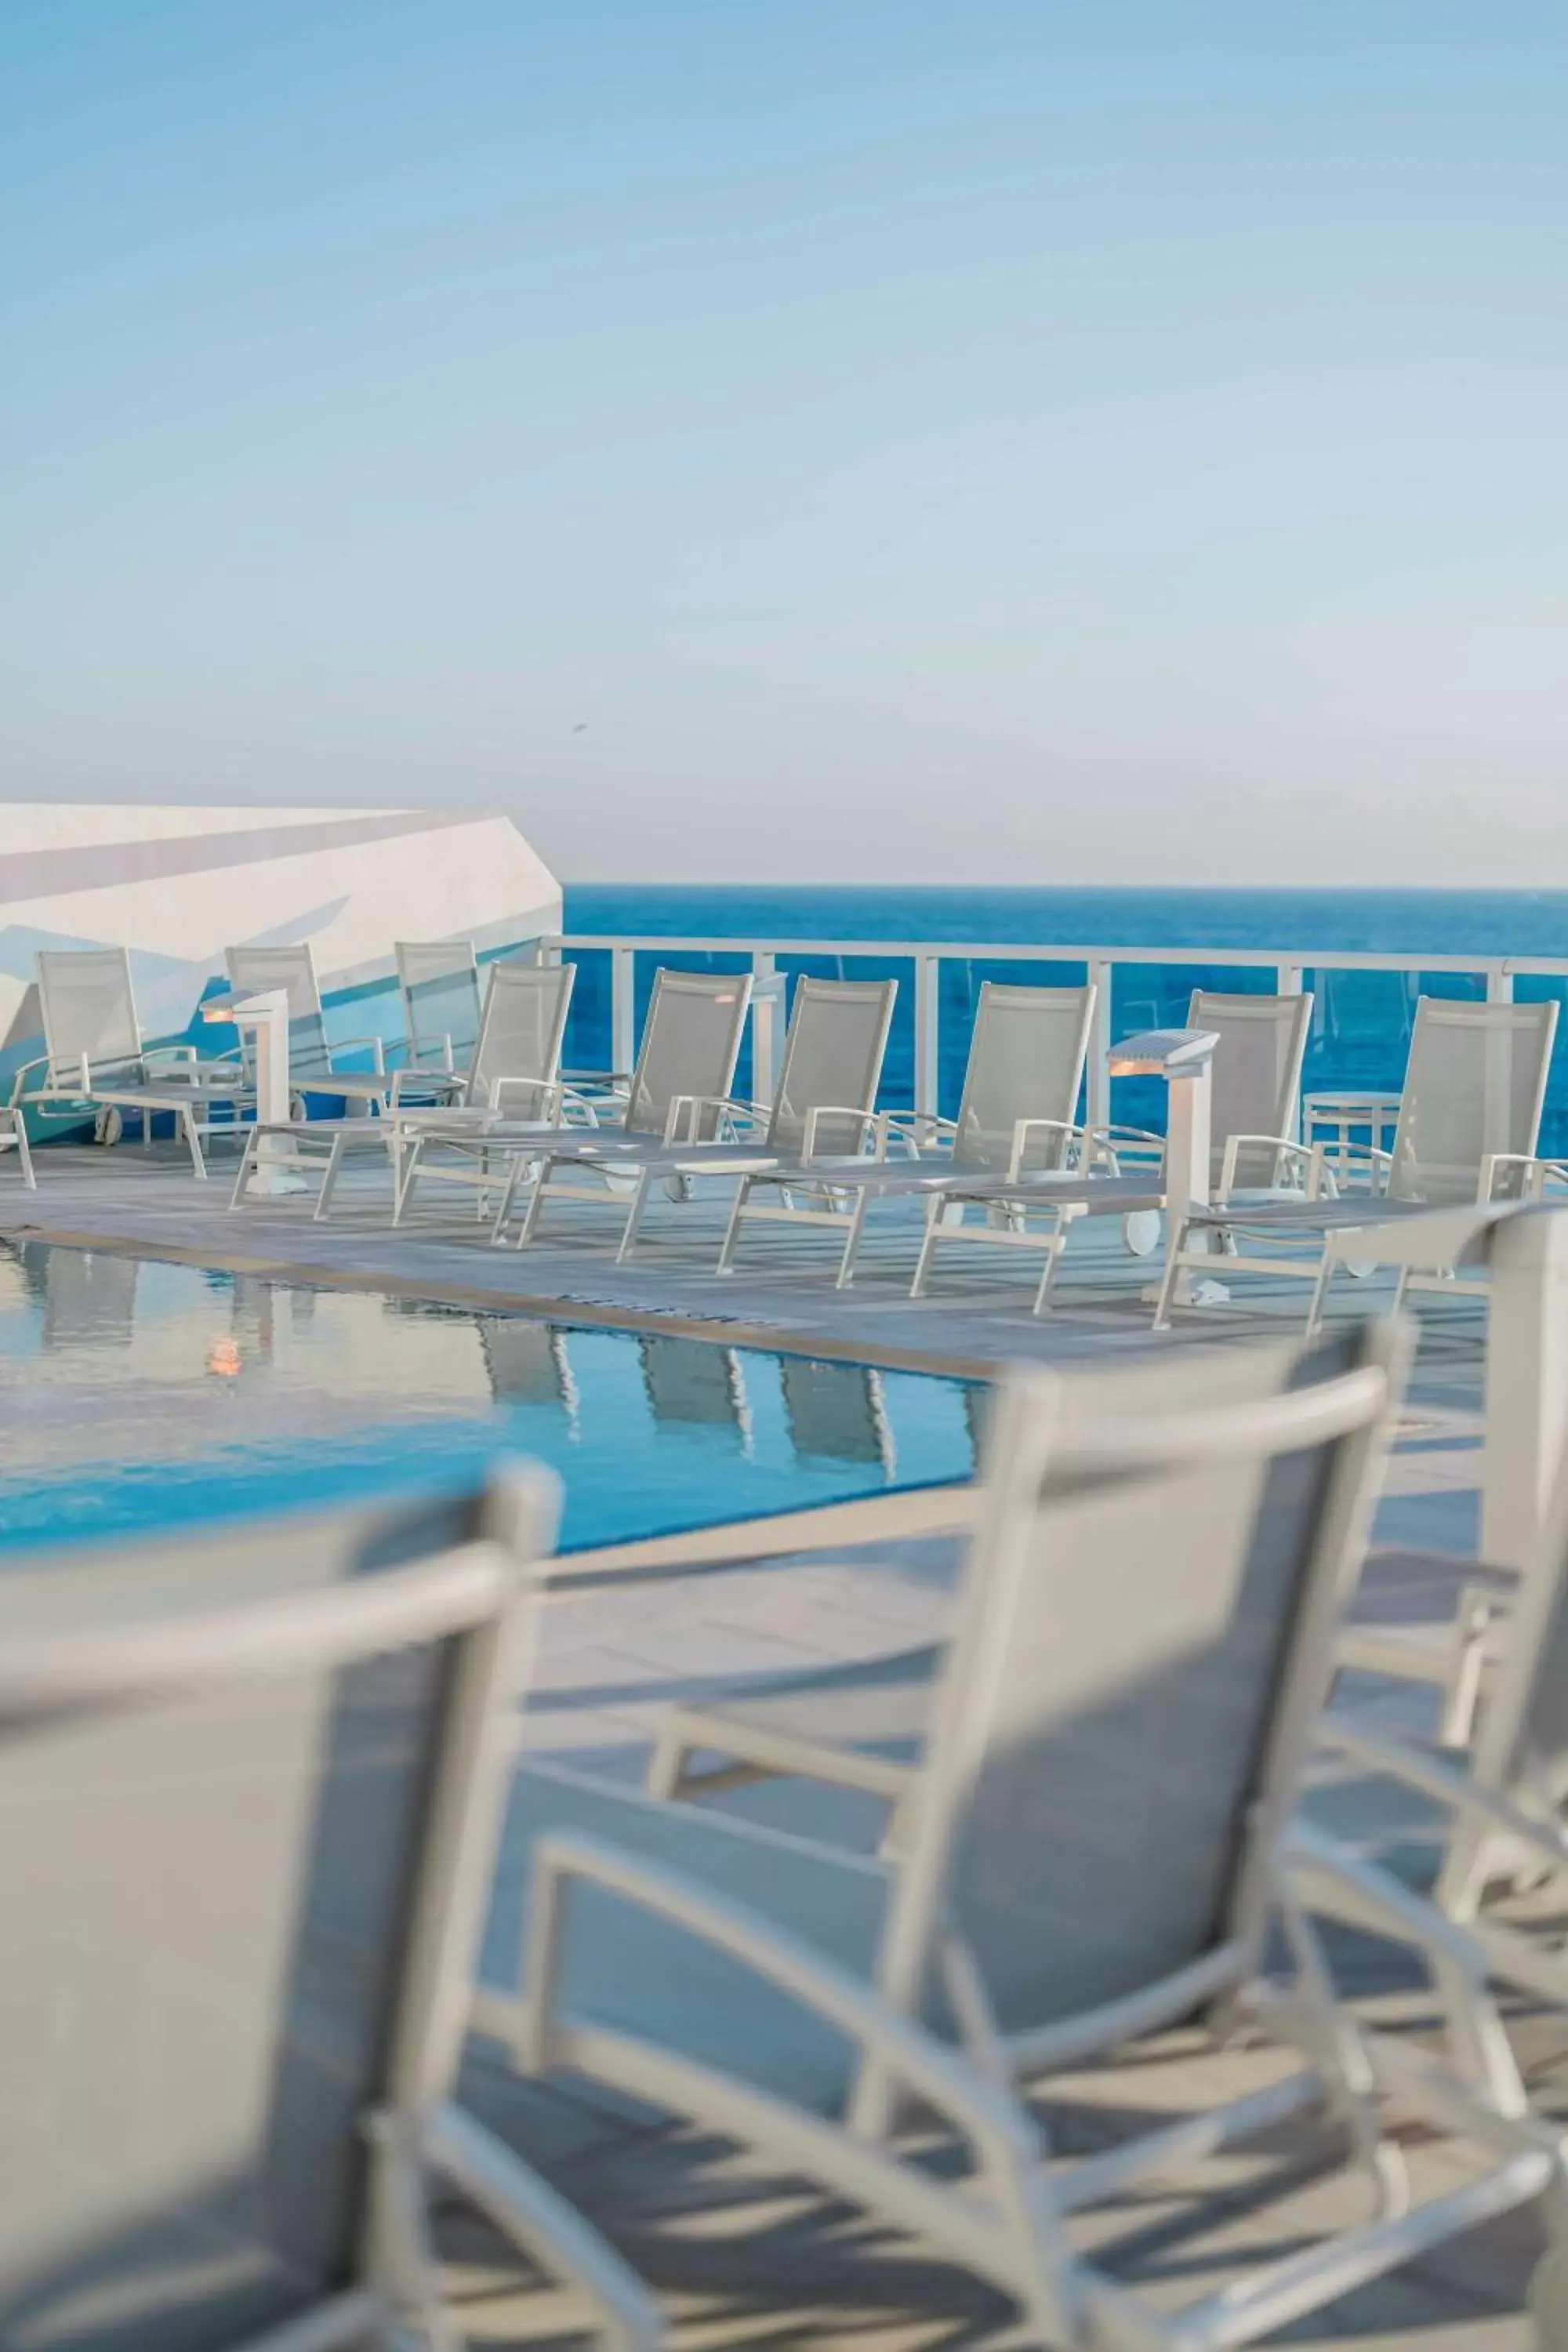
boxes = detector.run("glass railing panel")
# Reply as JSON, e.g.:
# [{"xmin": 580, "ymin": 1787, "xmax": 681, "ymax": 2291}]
[
  {"xmin": 1514, "ymin": 975, "xmax": 1568, "ymax": 1160},
  {"xmin": 557, "ymin": 947, "xmax": 614, "ymax": 1075}
]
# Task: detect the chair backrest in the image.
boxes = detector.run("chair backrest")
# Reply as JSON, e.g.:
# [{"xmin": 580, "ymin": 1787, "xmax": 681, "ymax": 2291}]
[
  {"xmin": 1188, "ymin": 989, "xmax": 1312, "ymax": 1185},
  {"xmin": 624, "ymin": 969, "xmax": 753, "ymax": 1142},
  {"xmin": 865, "ymin": 1319, "xmax": 1402, "ymax": 2099},
  {"xmin": 0, "ymin": 1469, "xmax": 556, "ymax": 2352},
  {"xmin": 466, "ymin": 960, "xmax": 575, "ymax": 1109},
  {"xmin": 769, "ymin": 976, "xmax": 897, "ymax": 1158},
  {"xmin": 951, "ymin": 982, "xmax": 1095, "ymax": 1175},
  {"xmin": 225, "ymin": 942, "xmax": 332, "ymax": 1080},
  {"xmin": 36, "ymin": 948, "xmax": 143, "ymax": 1082},
  {"xmin": 1388, "ymin": 997, "xmax": 1556, "ymax": 1207},
  {"xmin": 397, "ymin": 938, "xmax": 481, "ymax": 1071}
]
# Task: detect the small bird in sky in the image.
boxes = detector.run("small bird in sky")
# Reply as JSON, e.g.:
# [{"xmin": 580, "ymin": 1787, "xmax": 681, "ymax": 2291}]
[{"xmin": 572, "ymin": 722, "xmax": 588, "ymax": 733}]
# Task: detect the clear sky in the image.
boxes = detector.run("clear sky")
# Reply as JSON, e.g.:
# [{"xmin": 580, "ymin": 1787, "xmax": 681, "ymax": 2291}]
[{"xmin": 2, "ymin": 2, "xmax": 1565, "ymax": 885}]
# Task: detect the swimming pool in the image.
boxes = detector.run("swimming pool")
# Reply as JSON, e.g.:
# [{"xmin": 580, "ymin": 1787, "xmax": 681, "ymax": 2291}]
[{"xmin": 0, "ymin": 1242, "xmax": 978, "ymax": 1555}]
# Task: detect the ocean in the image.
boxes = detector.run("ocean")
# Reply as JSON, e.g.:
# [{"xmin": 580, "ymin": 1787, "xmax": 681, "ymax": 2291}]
[{"xmin": 559, "ymin": 884, "xmax": 1568, "ymax": 1151}]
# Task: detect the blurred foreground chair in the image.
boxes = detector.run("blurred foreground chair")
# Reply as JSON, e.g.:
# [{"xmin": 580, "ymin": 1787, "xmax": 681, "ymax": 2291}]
[
  {"xmin": 0, "ymin": 1471, "xmax": 659, "ymax": 2352},
  {"xmin": 472, "ymin": 1316, "xmax": 1568, "ymax": 2346}
]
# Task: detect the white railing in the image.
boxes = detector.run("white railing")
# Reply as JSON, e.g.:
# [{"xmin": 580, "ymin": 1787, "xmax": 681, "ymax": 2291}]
[{"xmin": 535, "ymin": 931, "xmax": 1567, "ymax": 1131}]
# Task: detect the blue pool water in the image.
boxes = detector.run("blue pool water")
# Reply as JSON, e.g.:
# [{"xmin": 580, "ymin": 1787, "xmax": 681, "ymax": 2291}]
[
  {"xmin": 0, "ymin": 1243, "xmax": 976, "ymax": 1556},
  {"xmin": 562, "ymin": 884, "xmax": 1568, "ymax": 1154}
]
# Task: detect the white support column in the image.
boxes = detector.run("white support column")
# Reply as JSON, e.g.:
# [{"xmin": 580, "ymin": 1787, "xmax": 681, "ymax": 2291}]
[
  {"xmin": 1486, "ymin": 967, "xmax": 1515, "ymax": 1005},
  {"xmin": 1084, "ymin": 956, "xmax": 1112, "ymax": 1138},
  {"xmin": 913, "ymin": 954, "xmax": 940, "ymax": 1121},
  {"xmin": 1277, "ymin": 966, "xmax": 1305, "ymax": 1138},
  {"xmin": 1483, "ymin": 1206, "xmax": 1568, "ymax": 1573},
  {"xmin": 750, "ymin": 952, "xmax": 783, "ymax": 1109},
  {"xmin": 610, "ymin": 946, "xmax": 635, "ymax": 1080}
]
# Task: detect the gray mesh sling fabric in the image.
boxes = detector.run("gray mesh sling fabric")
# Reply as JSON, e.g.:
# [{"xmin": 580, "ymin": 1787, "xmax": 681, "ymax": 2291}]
[
  {"xmin": 1388, "ymin": 998, "xmax": 1556, "ymax": 1206},
  {"xmin": 781, "ymin": 1359, "xmax": 891, "ymax": 1468},
  {"xmin": 397, "ymin": 939, "xmax": 481, "ymax": 1068},
  {"xmin": 952, "ymin": 983, "xmax": 1092, "ymax": 1174},
  {"xmin": 1192, "ymin": 989, "xmax": 1311, "ymax": 1189},
  {"xmin": 467, "ymin": 961, "xmax": 574, "ymax": 1108},
  {"xmin": 622, "ymin": 971, "xmax": 752, "ymax": 1142},
  {"xmin": 768, "ymin": 977, "xmax": 896, "ymax": 1159},
  {"xmin": 641, "ymin": 1335, "xmax": 746, "ymax": 1432},
  {"xmin": 37, "ymin": 949, "xmax": 144, "ymax": 1080},
  {"xmin": 0, "ymin": 1491, "xmax": 509, "ymax": 2352},
  {"xmin": 894, "ymin": 1330, "xmax": 1368, "ymax": 2039},
  {"xmin": 225, "ymin": 943, "xmax": 335, "ymax": 1082}
]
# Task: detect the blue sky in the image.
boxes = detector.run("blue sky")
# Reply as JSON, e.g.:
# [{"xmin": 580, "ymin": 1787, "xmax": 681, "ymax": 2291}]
[{"xmin": 3, "ymin": 3, "xmax": 1565, "ymax": 884}]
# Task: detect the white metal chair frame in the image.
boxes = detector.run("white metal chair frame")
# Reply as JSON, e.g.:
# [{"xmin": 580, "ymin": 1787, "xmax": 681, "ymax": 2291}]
[
  {"xmin": 490, "ymin": 967, "xmax": 765, "ymax": 1261},
  {"xmin": 474, "ymin": 1319, "xmax": 1568, "ymax": 2347},
  {"xmin": 0, "ymin": 1472, "xmax": 659, "ymax": 2352},
  {"xmin": 396, "ymin": 936, "xmax": 482, "ymax": 1074},
  {"xmin": 1091, "ymin": 988, "xmax": 1316, "ymax": 1195},
  {"xmin": 17, "ymin": 946, "xmax": 255, "ymax": 1178},
  {"xmin": 714, "ymin": 981, "xmax": 1096, "ymax": 1291},
  {"xmin": 1156, "ymin": 996, "xmax": 1565, "ymax": 1334},
  {"xmin": 225, "ymin": 942, "xmax": 394, "ymax": 1106},
  {"xmin": 387, "ymin": 960, "xmax": 580, "ymax": 1224}
]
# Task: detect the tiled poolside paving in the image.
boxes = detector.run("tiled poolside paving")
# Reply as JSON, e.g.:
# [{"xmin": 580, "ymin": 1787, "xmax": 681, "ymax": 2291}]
[{"xmin": 2, "ymin": 1145, "xmax": 1556, "ymax": 2347}]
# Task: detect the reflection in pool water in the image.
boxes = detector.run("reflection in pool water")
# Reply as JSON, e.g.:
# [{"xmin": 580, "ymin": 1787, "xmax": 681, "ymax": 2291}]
[{"xmin": 0, "ymin": 1243, "xmax": 978, "ymax": 1555}]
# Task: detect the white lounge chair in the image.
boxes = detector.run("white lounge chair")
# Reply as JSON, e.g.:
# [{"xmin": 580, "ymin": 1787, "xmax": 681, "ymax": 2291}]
[
  {"xmin": 473, "ymin": 1316, "xmax": 1568, "ymax": 2344},
  {"xmin": 231, "ymin": 960, "xmax": 576, "ymax": 1219},
  {"xmin": 225, "ymin": 942, "xmax": 400, "ymax": 1112},
  {"xmin": 0, "ymin": 1093, "xmax": 36, "ymax": 1189},
  {"xmin": 1155, "ymin": 996, "xmax": 1562, "ymax": 1332},
  {"xmin": 461, "ymin": 968, "xmax": 756, "ymax": 1247},
  {"xmin": 0, "ymin": 1470, "xmax": 660, "ymax": 2352},
  {"xmin": 1093, "ymin": 986, "xmax": 1315, "ymax": 1197},
  {"xmin": 714, "ymin": 980, "xmax": 1098, "ymax": 1290},
  {"xmin": 396, "ymin": 935, "xmax": 482, "ymax": 1076},
  {"xmin": 20, "ymin": 946, "xmax": 254, "ymax": 1178},
  {"xmin": 501, "ymin": 973, "xmax": 895, "ymax": 1266}
]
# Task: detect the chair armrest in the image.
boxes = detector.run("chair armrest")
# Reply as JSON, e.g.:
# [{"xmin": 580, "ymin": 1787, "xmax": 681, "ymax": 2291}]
[
  {"xmin": 7, "ymin": 1055, "xmax": 53, "ymax": 1109},
  {"xmin": 1217, "ymin": 1134, "xmax": 1315, "ymax": 1200},
  {"xmin": 1481, "ymin": 1151, "xmax": 1553, "ymax": 1203},
  {"xmin": 513, "ymin": 1829, "xmax": 1036, "ymax": 2173},
  {"xmin": 326, "ymin": 1032, "xmax": 387, "ymax": 1076},
  {"xmin": 802, "ymin": 1105, "xmax": 881, "ymax": 1162},
  {"xmin": 877, "ymin": 1110, "xmax": 956, "ymax": 1158},
  {"xmin": 389, "ymin": 1065, "xmax": 466, "ymax": 1109},
  {"xmin": 1006, "ymin": 1116, "xmax": 1082, "ymax": 1181},
  {"xmin": 1307, "ymin": 1140, "xmax": 1389, "ymax": 1199},
  {"xmin": 487, "ymin": 1076, "xmax": 563, "ymax": 1117},
  {"xmin": 663, "ymin": 1092, "xmax": 758, "ymax": 1144},
  {"xmin": 1313, "ymin": 1722, "xmax": 1568, "ymax": 1878}
]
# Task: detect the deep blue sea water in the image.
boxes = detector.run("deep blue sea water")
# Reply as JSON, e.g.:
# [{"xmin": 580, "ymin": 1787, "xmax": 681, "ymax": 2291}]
[{"xmin": 560, "ymin": 884, "xmax": 1568, "ymax": 1152}]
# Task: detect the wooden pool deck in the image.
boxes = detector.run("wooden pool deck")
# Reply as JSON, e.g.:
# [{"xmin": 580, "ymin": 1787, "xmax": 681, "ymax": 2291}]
[{"xmin": 2, "ymin": 1145, "xmax": 1553, "ymax": 2348}]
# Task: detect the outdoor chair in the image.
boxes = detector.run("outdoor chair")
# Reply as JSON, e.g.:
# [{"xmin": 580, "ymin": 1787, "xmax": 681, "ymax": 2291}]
[
  {"xmin": 452, "ymin": 967, "xmax": 756, "ymax": 1247},
  {"xmin": 501, "ymin": 972, "xmax": 892, "ymax": 1266},
  {"xmin": 396, "ymin": 935, "xmax": 482, "ymax": 1075},
  {"xmin": 1091, "ymin": 987, "xmax": 1314, "ymax": 1197},
  {"xmin": 472, "ymin": 1316, "xmax": 1568, "ymax": 2345},
  {"xmin": 714, "ymin": 980, "xmax": 1098, "ymax": 1290},
  {"xmin": 226, "ymin": 942, "xmax": 399, "ymax": 1112},
  {"xmin": 0, "ymin": 1095, "xmax": 36, "ymax": 1189},
  {"xmin": 231, "ymin": 960, "xmax": 575, "ymax": 1219},
  {"xmin": 1155, "ymin": 996, "xmax": 1563, "ymax": 1331},
  {"xmin": 0, "ymin": 1469, "xmax": 660, "ymax": 2352},
  {"xmin": 17, "ymin": 946, "xmax": 255, "ymax": 1178}
]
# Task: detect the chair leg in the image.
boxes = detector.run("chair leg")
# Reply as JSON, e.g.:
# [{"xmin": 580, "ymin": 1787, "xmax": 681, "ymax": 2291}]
[
  {"xmin": 489, "ymin": 1149, "xmax": 528, "ymax": 1243},
  {"xmin": 1389, "ymin": 1265, "xmax": 1410, "ymax": 1318},
  {"xmin": 13, "ymin": 1120, "xmax": 35, "ymax": 1190},
  {"xmin": 228, "ymin": 1131, "xmax": 259, "ymax": 1209},
  {"xmin": 314, "ymin": 1133, "xmax": 348, "ymax": 1221},
  {"xmin": 835, "ymin": 1186, "xmax": 872, "ymax": 1288},
  {"xmin": 715, "ymin": 1176, "xmax": 752, "ymax": 1275},
  {"xmin": 1305, "ymin": 1247, "xmax": 1336, "ymax": 1338},
  {"xmin": 910, "ymin": 1196, "xmax": 949, "ymax": 1298},
  {"xmin": 1031, "ymin": 1218, "xmax": 1065, "ymax": 1316},
  {"xmin": 516, "ymin": 1158, "xmax": 554, "ymax": 1249},
  {"xmin": 183, "ymin": 1107, "xmax": 207, "ymax": 1180},
  {"xmin": 616, "ymin": 1168, "xmax": 659, "ymax": 1265},
  {"xmin": 1151, "ymin": 1219, "xmax": 1189, "ymax": 1330},
  {"xmin": 393, "ymin": 1137, "xmax": 424, "ymax": 1226}
]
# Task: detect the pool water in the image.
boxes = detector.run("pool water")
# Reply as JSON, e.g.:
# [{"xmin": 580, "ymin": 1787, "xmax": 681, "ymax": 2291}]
[{"xmin": 0, "ymin": 1243, "xmax": 978, "ymax": 1555}]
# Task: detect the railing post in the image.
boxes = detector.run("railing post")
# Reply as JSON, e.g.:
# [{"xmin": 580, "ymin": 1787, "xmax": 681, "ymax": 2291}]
[
  {"xmin": 1085, "ymin": 957, "xmax": 1112, "ymax": 1138},
  {"xmin": 1277, "ymin": 965, "xmax": 1305, "ymax": 1138},
  {"xmin": 611, "ymin": 946, "xmax": 635, "ymax": 1078},
  {"xmin": 750, "ymin": 952, "xmax": 782, "ymax": 1109},
  {"xmin": 913, "ymin": 954, "xmax": 940, "ymax": 1120},
  {"xmin": 1486, "ymin": 966, "xmax": 1514, "ymax": 1004}
]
